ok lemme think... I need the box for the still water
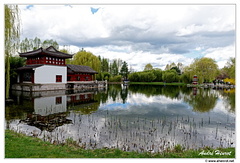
[5,84,235,153]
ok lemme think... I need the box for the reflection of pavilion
[67,92,95,105]
[18,91,97,131]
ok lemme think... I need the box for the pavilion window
[56,75,62,82]
[23,72,32,82]
[56,97,62,104]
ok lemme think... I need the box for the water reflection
[5,85,235,153]
[184,89,218,112]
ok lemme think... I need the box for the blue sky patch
[26,5,34,10]
[91,7,99,14]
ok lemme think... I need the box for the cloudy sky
[18,4,235,71]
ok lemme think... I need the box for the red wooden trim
[32,71,34,83]
[25,55,67,66]
[67,74,93,81]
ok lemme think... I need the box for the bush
[128,72,139,82]
[152,69,162,82]
[109,75,122,82]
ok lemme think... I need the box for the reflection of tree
[161,86,180,99]
[108,84,121,101]
[21,113,72,132]
[71,102,100,115]
[184,89,217,112]
[128,85,191,99]
[69,94,100,115]
[95,91,108,104]
[218,89,235,113]
[128,85,162,97]
[120,86,128,104]
[5,98,34,122]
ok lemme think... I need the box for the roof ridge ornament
[46,46,57,52]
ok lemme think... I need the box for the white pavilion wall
[34,65,67,84]
[34,95,67,116]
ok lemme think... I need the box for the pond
[5,84,235,153]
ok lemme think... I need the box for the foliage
[185,57,218,84]
[180,73,192,84]
[128,72,139,82]
[5,5,21,99]
[162,69,179,83]
[9,56,25,85]
[152,69,162,81]
[110,60,119,76]
[129,69,182,83]
[103,72,111,81]
[165,62,183,71]
[170,66,181,74]
[140,71,156,82]
[20,37,59,52]
[174,144,185,153]
[222,57,235,79]
[99,56,109,73]
[120,61,129,79]
[71,49,101,73]
[144,63,153,71]
[109,75,122,82]
[223,78,235,85]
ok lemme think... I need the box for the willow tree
[5,5,20,99]
[71,49,101,73]
[185,57,218,84]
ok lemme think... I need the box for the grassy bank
[129,82,186,86]
[5,130,235,158]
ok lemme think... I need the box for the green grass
[128,82,186,86]
[5,130,235,158]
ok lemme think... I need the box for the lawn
[5,130,235,158]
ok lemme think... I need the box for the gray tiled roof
[19,46,73,59]
[17,64,43,71]
[67,64,98,74]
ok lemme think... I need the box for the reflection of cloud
[212,99,235,117]
[100,103,130,110]
[100,93,184,111]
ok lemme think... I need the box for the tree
[100,57,109,73]
[152,69,162,82]
[187,57,218,83]
[9,56,25,85]
[165,64,171,70]
[71,49,101,73]
[144,63,153,71]
[170,66,181,74]
[162,70,178,83]
[223,57,235,79]
[20,37,60,52]
[177,62,183,73]
[120,61,129,79]
[110,60,119,76]
[128,72,139,82]
[5,5,20,99]
[42,39,59,49]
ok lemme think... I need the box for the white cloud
[18,5,235,71]
[204,45,235,68]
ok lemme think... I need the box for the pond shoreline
[128,82,186,86]
[5,130,235,158]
